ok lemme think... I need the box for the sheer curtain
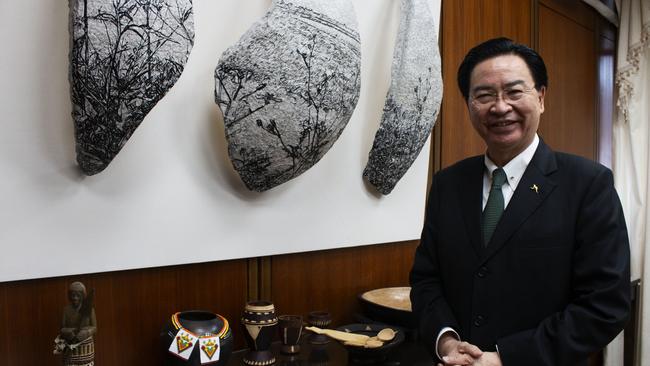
[610,0,650,365]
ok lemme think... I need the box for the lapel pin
[530,184,539,194]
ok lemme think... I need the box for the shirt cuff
[435,327,460,360]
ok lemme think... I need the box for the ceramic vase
[161,310,233,366]
[307,311,331,345]
[241,301,278,365]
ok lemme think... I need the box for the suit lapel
[481,141,558,263]
[459,157,486,259]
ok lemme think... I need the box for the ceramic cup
[278,315,303,354]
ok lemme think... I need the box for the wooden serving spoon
[305,326,370,343]
[377,328,396,342]
[343,339,384,348]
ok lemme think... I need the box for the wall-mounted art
[363,0,442,195]
[2,0,441,283]
[69,0,195,175]
[215,0,361,192]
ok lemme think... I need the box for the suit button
[477,266,488,278]
[474,315,484,327]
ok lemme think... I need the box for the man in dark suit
[410,38,631,366]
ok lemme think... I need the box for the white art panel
[0,0,441,282]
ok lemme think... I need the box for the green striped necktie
[482,168,507,246]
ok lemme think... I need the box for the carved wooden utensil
[377,328,396,342]
[305,326,370,343]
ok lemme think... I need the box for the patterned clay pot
[241,300,278,365]
[307,311,331,345]
[161,310,233,366]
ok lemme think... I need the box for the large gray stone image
[69,0,194,175]
[215,0,361,192]
[363,0,442,195]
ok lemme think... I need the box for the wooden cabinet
[439,0,612,167]
[440,0,533,168]
[538,2,597,159]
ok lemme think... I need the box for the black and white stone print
[363,0,442,195]
[215,0,361,192]
[69,0,194,175]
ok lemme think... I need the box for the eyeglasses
[469,85,537,109]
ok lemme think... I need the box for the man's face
[467,54,545,163]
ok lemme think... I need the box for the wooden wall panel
[269,241,418,328]
[538,4,597,159]
[540,0,597,31]
[1,278,64,365]
[0,260,248,366]
[440,0,532,168]
[0,285,6,366]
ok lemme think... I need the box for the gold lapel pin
[530,184,539,194]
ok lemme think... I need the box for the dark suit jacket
[410,141,631,366]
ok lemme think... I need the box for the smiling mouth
[489,121,516,127]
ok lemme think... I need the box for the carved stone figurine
[53,282,97,366]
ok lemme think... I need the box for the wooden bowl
[358,287,415,329]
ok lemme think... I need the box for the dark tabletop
[226,334,434,366]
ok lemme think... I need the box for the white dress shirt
[482,134,539,210]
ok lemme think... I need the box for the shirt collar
[484,134,539,188]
